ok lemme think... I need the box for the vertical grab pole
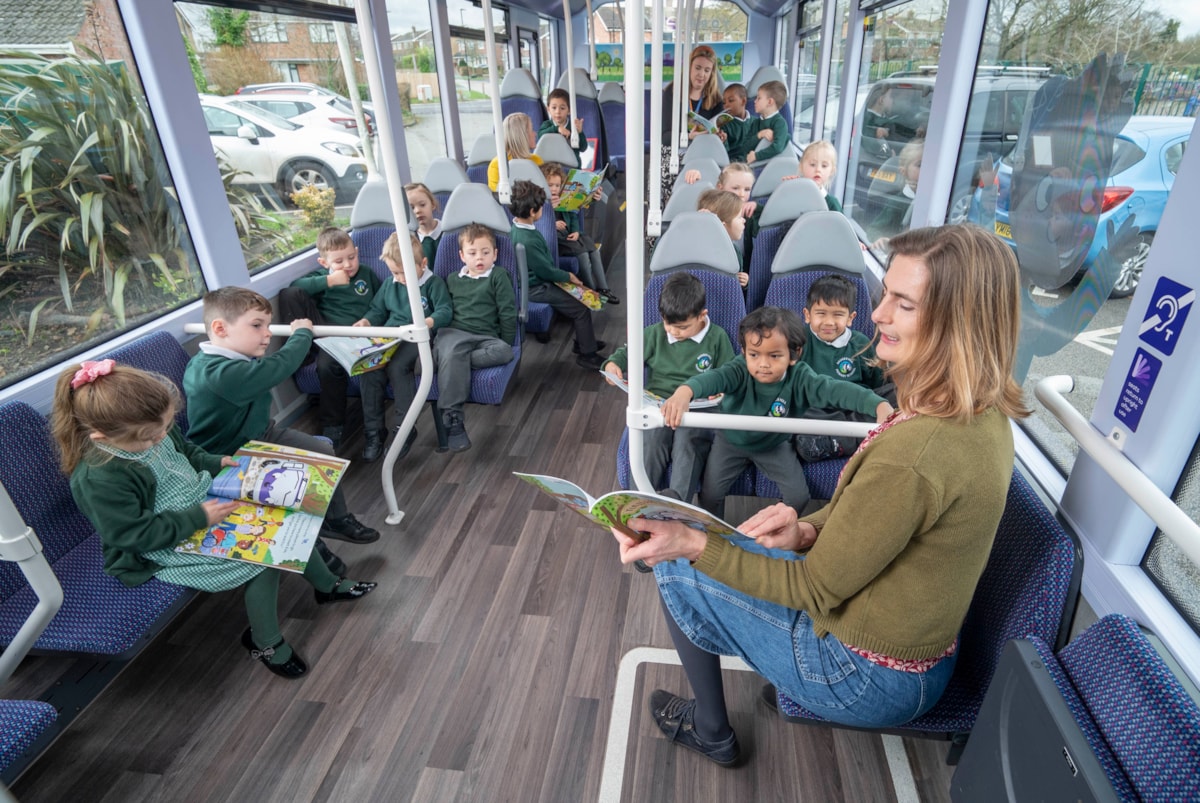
[562,0,579,150]
[585,0,597,82]
[354,0,429,524]
[481,0,511,203]
[646,0,665,237]
[669,8,686,178]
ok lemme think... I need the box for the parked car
[992,115,1191,298]
[234,92,374,135]
[236,81,375,116]
[199,95,367,202]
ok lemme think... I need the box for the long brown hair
[884,224,1029,422]
[51,363,180,473]
[502,112,534,160]
[686,45,722,110]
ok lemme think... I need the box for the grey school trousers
[432,327,513,414]
[698,432,811,519]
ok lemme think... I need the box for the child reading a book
[185,287,380,546]
[745,80,790,165]
[540,162,619,305]
[434,224,519,452]
[716,83,754,162]
[603,272,734,502]
[538,87,588,165]
[660,306,893,518]
[53,360,376,679]
[406,182,443,265]
[488,113,544,192]
[278,227,381,449]
[794,274,891,463]
[696,188,750,289]
[509,180,606,371]
[354,231,453,462]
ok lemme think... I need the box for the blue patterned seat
[557,69,605,167]
[0,699,56,780]
[500,68,547,130]
[466,133,497,185]
[99,330,196,432]
[598,82,625,172]
[745,178,829,311]
[0,400,195,657]
[774,470,1082,764]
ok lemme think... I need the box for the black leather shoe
[648,690,742,766]
[314,539,347,576]
[361,429,385,462]
[319,514,380,544]
[241,628,307,679]
[314,578,378,605]
[573,340,607,354]
[602,290,621,305]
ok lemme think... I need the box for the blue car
[990,115,1192,298]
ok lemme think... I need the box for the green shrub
[290,184,336,230]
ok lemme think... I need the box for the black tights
[659,592,733,741]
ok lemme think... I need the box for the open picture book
[513,472,738,543]
[688,110,739,135]
[600,372,721,409]
[555,165,608,212]
[175,441,349,573]
[556,281,605,310]
[314,336,402,376]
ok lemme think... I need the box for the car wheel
[948,191,972,225]
[282,161,336,202]
[1110,232,1152,299]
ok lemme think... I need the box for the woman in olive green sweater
[612,224,1029,767]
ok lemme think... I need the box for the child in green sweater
[603,273,734,502]
[278,227,381,448]
[509,180,605,370]
[540,162,618,304]
[795,274,892,462]
[433,224,519,452]
[54,360,376,679]
[745,80,790,165]
[354,231,453,462]
[661,306,892,517]
[537,87,588,166]
[716,83,754,162]
[405,182,443,265]
[184,287,379,546]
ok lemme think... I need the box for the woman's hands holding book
[611,517,707,567]
[739,502,818,551]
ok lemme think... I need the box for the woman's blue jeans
[654,535,957,728]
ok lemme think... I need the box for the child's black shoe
[361,429,385,463]
[443,410,471,452]
[322,425,343,451]
[314,578,378,605]
[242,628,307,679]
[320,513,380,544]
[601,290,621,305]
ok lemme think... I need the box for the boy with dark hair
[603,272,734,502]
[434,223,518,452]
[661,306,892,517]
[278,226,381,448]
[794,274,891,462]
[538,87,588,164]
[539,162,618,304]
[745,80,790,165]
[185,287,380,546]
[717,83,754,162]
[508,180,605,370]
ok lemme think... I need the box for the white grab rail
[0,483,63,686]
[1036,375,1200,567]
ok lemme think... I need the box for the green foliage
[183,34,207,92]
[289,184,336,230]
[414,47,435,73]
[208,9,250,48]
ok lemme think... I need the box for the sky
[1152,0,1200,39]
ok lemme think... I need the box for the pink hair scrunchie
[70,359,115,389]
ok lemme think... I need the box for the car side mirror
[236,124,259,143]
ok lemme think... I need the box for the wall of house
[75,0,135,67]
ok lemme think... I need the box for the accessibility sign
[1138,276,1194,356]
[1115,348,1162,432]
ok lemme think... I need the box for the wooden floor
[2,239,956,802]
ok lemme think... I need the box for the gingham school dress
[95,440,265,591]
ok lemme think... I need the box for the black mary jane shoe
[314,578,378,605]
[241,628,307,679]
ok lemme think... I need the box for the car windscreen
[224,99,301,130]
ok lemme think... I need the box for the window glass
[0,0,206,389]
[842,2,945,243]
[387,0,448,179]
[176,4,376,273]
[539,19,554,96]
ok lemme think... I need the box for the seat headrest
[771,211,865,276]
[556,68,598,99]
[747,65,787,95]
[598,82,624,105]
[507,158,550,193]
[467,133,498,167]
[534,134,580,168]
[681,133,729,167]
[499,68,542,100]
[752,152,801,198]
[674,157,720,188]
[662,179,713,223]
[422,157,470,196]
[650,211,738,274]
[757,178,828,228]
[350,178,397,229]
[441,183,511,233]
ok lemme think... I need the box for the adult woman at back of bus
[657,44,723,206]
[612,224,1030,766]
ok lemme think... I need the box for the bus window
[0,0,206,390]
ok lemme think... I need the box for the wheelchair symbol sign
[1138,276,1194,357]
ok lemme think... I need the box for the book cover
[688,110,738,135]
[555,281,605,310]
[600,371,722,409]
[175,441,350,573]
[513,472,738,543]
[313,336,402,376]
[554,165,607,212]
